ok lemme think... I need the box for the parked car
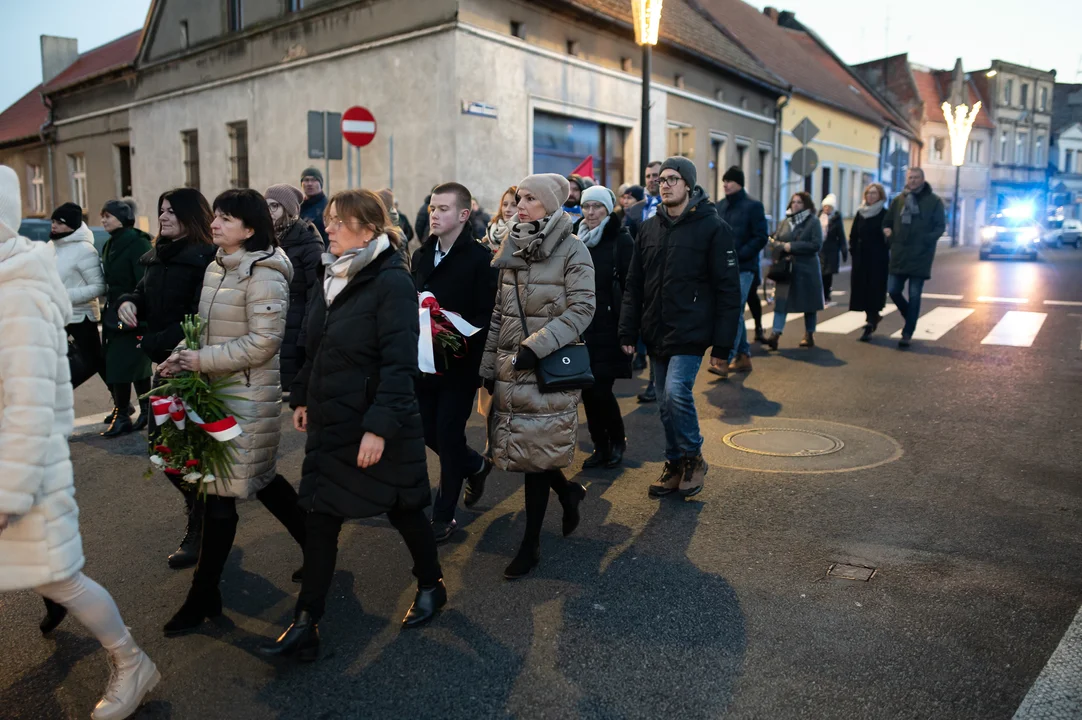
[18,219,110,254]
[1061,219,1082,248]
[1041,218,1064,248]
[979,212,1040,261]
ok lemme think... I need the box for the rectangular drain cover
[827,563,876,581]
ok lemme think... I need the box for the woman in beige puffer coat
[481,173,595,581]
[158,189,308,639]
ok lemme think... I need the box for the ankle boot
[101,413,134,438]
[402,580,447,628]
[131,399,149,432]
[91,631,161,720]
[799,332,815,348]
[581,442,610,469]
[605,440,626,468]
[259,610,320,662]
[504,544,540,580]
[558,481,587,537]
[168,491,204,569]
[39,597,67,635]
[164,513,235,637]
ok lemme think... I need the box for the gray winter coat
[770,216,825,314]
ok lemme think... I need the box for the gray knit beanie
[265,184,304,218]
[581,185,614,214]
[517,173,571,215]
[661,156,697,189]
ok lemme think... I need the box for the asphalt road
[2,244,1081,720]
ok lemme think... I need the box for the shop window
[228,121,248,189]
[532,110,625,188]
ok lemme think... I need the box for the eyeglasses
[659,176,683,187]
[325,217,344,231]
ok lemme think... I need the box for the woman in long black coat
[818,194,848,302]
[578,186,633,469]
[260,190,443,663]
[265,184,325,392]
[763,192,825,350]
[116,188,217,571]
[849,183,890,341]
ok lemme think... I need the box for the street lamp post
[632,0,663,185]
[943,100,982,247]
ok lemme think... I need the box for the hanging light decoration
[942,101,982,167]
[631,0,664,46]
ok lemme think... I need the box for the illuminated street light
[632,0,663,184]
[942,100,982,247]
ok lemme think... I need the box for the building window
[1040,87,1048,112]
[710,136,726,201]
[180,20,189,49]
[620,57,632,72]
[182,130,200,189]
[1020,84,1028,108]
[28,165,44,214]
[668,125,695,159]
[115,144,132,197]
[758,147,771,206]
[532,110,625,189]
[1035,136,1044,167]
[736,142,749,183]
[1004,79,1013,106]
[566,40,579,57]
[715,89,724,103]
[851,169,861,216]
[969,140,982,164]
[1000,131,1009,163]
[228,121,249,189]
[930,137,945,162]
[1016,132,1028,165]
[228,0,243,32]
[821,165,831,196]
[674,74,685,89]
[1066,149,1075,174]
[286,0,304,11]
[510,21,525,39]
[68,154,87,209]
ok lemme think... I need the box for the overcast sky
[2,0,1079,112]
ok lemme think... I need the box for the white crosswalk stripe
[890,306,975,340]
[981,311,1047,347]
[816,306,898,335]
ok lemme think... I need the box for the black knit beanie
[51,202,83,230]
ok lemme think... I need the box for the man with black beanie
[716,165,768,373]
[619,156,741,500]
[299,167,328,245]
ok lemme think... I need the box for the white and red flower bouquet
[417,292,482,374]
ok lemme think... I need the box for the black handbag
[511,271,594,393]
[68,337,94,389]
[767,254,793,283]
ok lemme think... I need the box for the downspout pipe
[774,94,791,232]
[38,93,56,212]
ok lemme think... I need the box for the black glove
[482,377,495,394]
[513,345,538,371]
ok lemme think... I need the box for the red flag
[570,155,595,180]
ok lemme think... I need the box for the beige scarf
[322,234,391,305]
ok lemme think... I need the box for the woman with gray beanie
[266,184,325,391]
[480,173,596,580]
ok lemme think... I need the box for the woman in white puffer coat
[0,166,159,720]
[50,201,106,387]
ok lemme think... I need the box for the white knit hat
[0,165,22,240]
[821,193,838,210]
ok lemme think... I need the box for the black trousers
[297,507,442,620]
[747,275,763,332]
[112,378,151,411]
[581,376,625,451]
[822,274,834,302]
[521,469,568,549]
[418,379,484,523]
[67,318,104,385]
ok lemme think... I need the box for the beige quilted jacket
[480,213,596,473]
[195,247,292,498]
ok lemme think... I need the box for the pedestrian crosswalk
[980,311,1047,347]
[890,307,974,341]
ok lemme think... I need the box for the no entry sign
[341,106,377,147]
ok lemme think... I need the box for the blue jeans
[652,355,704,461]
[888,274,925,338]
[772,297,817,335]
[729,271,755,361]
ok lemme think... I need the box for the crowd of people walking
[0,150,945,718]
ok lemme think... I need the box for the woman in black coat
[260,190,443,663]
[117,188,217,571]
[578,186,633,469]
[818,194,847,301]
[763,192,825,350]
[265,184,325,392]
[849,183,890,341]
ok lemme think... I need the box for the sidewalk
[1013,605,1082,718]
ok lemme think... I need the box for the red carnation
[185,459,200,468]
[155,445,172,454]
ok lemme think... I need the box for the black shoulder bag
[512,270,594,393]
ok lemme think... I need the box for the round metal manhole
[723,428,845,457]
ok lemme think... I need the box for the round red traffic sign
[341,106,377,147]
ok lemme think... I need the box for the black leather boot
[131,398,149,432]
[168,491,204,569]
[402,580,447,628]
[582,442,610,469]
[605,440,626,468]
[101,413,134,438]
[163,513,235,637]
[558,482,588,537]
[39,598,67,635]
[504,544,540,580]
[259,611,320,662]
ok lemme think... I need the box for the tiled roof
[912,68,995,129]
[695,0,905,128]
[0,30,140,146]
[44,30,141,93]
[559,0,786,91]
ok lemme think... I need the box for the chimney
[40,35,78,86]
[763,7,779,22]
[778,10,797,28]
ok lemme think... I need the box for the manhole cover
[827,563,876,581]
[723,428,844,457]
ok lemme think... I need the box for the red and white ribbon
[149,395,242,442]
[417,292,481,375]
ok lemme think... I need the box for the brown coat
[480,213,596,473]
[195,247,291,498]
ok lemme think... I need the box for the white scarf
[322,234,391,305]
[485,218,510,249]
[857,200,886,219]
[578,215,610,248]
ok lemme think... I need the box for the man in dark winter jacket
[299,167,328,246]
[620,157,741,499]
[883,167,946,348]
[715,166,768,374]
[412,182,498,543]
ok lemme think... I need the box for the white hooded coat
[53,222,105,323]
[0,165,85,592]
